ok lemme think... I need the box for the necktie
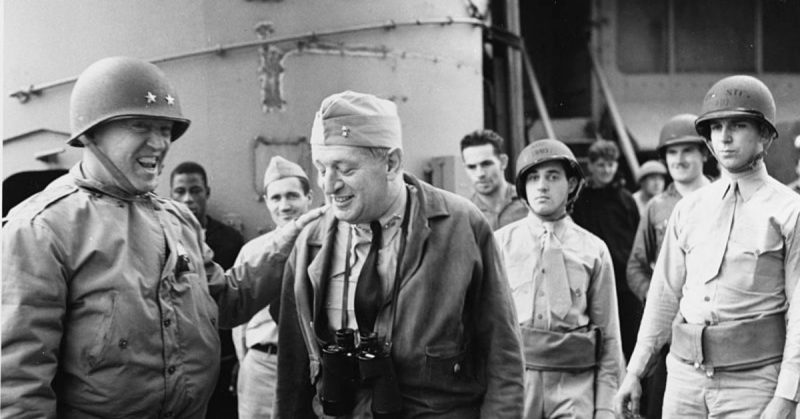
[702,180,738,282]
[355,221,383,333]
[541,228,572,319]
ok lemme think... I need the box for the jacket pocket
[183,272,220,334]
[422,342,482,410]
[85,291,119,371]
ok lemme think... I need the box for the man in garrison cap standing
[233,156,314,419]
[273,91,524,418]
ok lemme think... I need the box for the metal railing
[9,17,485,103]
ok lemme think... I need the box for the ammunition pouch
[671,314,785,371]
[521,325,602,372]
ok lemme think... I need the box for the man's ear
[500,153,509,170]
[386,148,404,180]
[567,176,579,194]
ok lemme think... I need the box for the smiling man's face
[313,145,396,224]
[92,118,173,193]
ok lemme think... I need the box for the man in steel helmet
[625,113,712,419]
[1,56,324,418]
[495,139,624,419]
[631,160,668,216]
[616,76,800,418]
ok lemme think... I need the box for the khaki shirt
[626,183,683,302]
[495,214,624,411]
[470,182,528,231]
[628,163,800,401]
[231,228,297,361]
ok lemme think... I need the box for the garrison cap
[263,156,309,191]
[310,90,402,149]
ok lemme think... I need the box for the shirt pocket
[565,261,589,309]
[681,222,716,284]
[727,222,784,292]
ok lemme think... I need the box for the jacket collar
[70,163,155,202]
[303,172,447,339]
[470,181,518,211]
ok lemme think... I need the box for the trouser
[237,348,278,419]
[663,353,778,418]
[523,369,594,419]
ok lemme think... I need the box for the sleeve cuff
[594,385,616,412]
[775,366,800,402]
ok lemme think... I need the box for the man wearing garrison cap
[273,91,524,418]
[233,156,313,419]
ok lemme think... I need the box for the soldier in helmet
[631,160,668,216]
[1,56,324,418]
[615,76,800,418]
[495,139,624,419]
[625,114,712,418]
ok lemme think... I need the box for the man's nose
[536,180,548,191]
[322,171,341,192]
[719,125,733,142]
[147,131,170,150]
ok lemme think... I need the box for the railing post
[588,48,640,178]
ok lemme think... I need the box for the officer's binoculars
[319,329,403,418]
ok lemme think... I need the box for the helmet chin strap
[705,138,773,175]
[79,136,141,194]
[727,151,765,174]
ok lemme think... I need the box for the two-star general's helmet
[515,139,584,205]
[68,56,191,147]
[695,75,778,141]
